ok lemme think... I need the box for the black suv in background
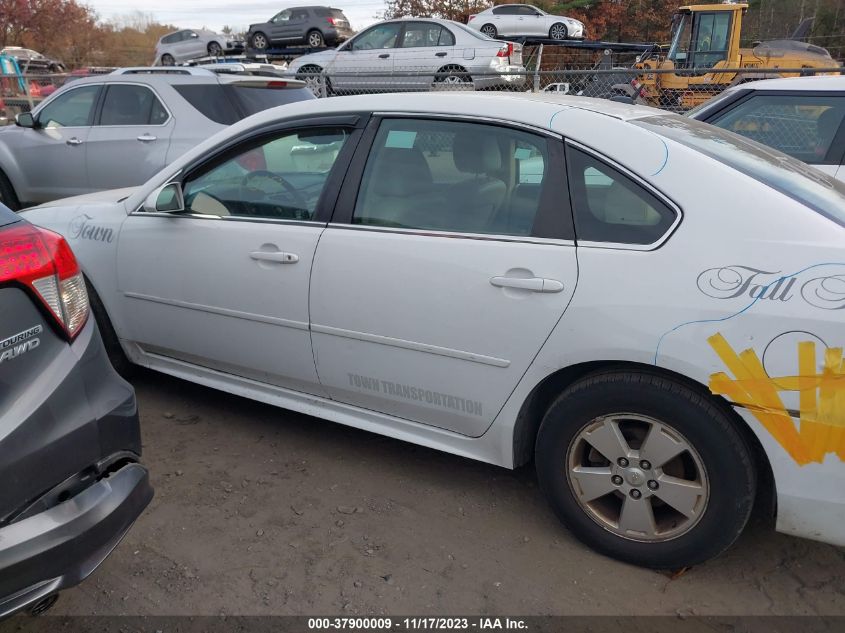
[0,205,151,618]
[248,6,355,50]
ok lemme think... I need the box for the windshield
[634,115,845,228]
[667,13,691,62]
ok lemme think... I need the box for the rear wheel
[250,32,269,50]
[207,41,223,56]
[535,370,756,569]
[0,168,20,210]
[160,53,175,66]
[85,278,135,379]
[549,23,568,40]
[480,24,497,38]
[435,65,472,86]
[307,30,325,48]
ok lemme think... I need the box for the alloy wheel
[566,413,709,542]
[481,25,497,38]
[550,24,568,40]
[252,34,268,50]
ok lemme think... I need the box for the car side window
[352,24,401,50]
[566,146,677,245]
[37,85,99,128]
[709,94,845,165]
[291,9,309,21]
[99,85,168,126]
[273,10,291,23]
[181,127,350,221]
[352,118,549,237]
[493,6,515,15]
[401,23,454,48]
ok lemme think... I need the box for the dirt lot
[42,370,845,616]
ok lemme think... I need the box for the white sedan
[468,4,585,40]
[21,93,845,569]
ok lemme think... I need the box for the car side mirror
[143,182,185,213]
[15,112,36,128]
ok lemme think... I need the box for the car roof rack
[111,67,216,76]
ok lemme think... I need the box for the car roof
[731,75,845,92]
[231,92,667,131]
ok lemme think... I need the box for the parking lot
[38,369,843,617]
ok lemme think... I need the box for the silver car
[287,18,525,94]
[155,29,245,66]
[0,68,314,208]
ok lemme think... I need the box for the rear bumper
[0,462,152,618]
[475,66,526,89]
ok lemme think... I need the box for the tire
[207,41,223,56]
[307,30,325,48]
[480,24,497,38]
[160,54,175,66]
[251,32,269,50]
[535,370,756,569]
[296,64,326,96]
[435,65,472,85]
[549,22,568,40]
[85,278,135,379]
[0,168,20,211]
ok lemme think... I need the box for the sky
[86,0,386,32]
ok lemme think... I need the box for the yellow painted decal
[707,333,845,465]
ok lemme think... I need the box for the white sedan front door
[116,123,359,396]
[309,116,578,437]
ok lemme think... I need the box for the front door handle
[250,251,299,264]
[490,276,564,293]
[137,134,157,142]
[378,53,390,59]
[435,52,447,57]
[66,137,83,146]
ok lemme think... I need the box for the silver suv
[0,68,314,209]
[155,29,245,66]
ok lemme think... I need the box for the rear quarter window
[566,145,678,246]
[174,84,239,125]
[227,85,315,117]
[174,83,315,125]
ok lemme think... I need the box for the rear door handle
[137,134,157,142]
[490,276,564,293]
[250,251,299,264]
[435,52,447,57]
[66,137,83,146]
[378,53,390,59]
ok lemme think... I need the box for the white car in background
[21,92,845,569]
[688,75,845,183]
[468,4,585,40]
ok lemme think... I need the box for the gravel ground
[35,370,845,616]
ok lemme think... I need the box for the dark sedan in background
[0,204,151,618]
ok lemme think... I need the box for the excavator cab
[666,4,744,70]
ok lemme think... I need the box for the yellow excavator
[627,2,841,110]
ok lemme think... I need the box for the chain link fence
[1,63,841,126]
[292,65,843,114]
